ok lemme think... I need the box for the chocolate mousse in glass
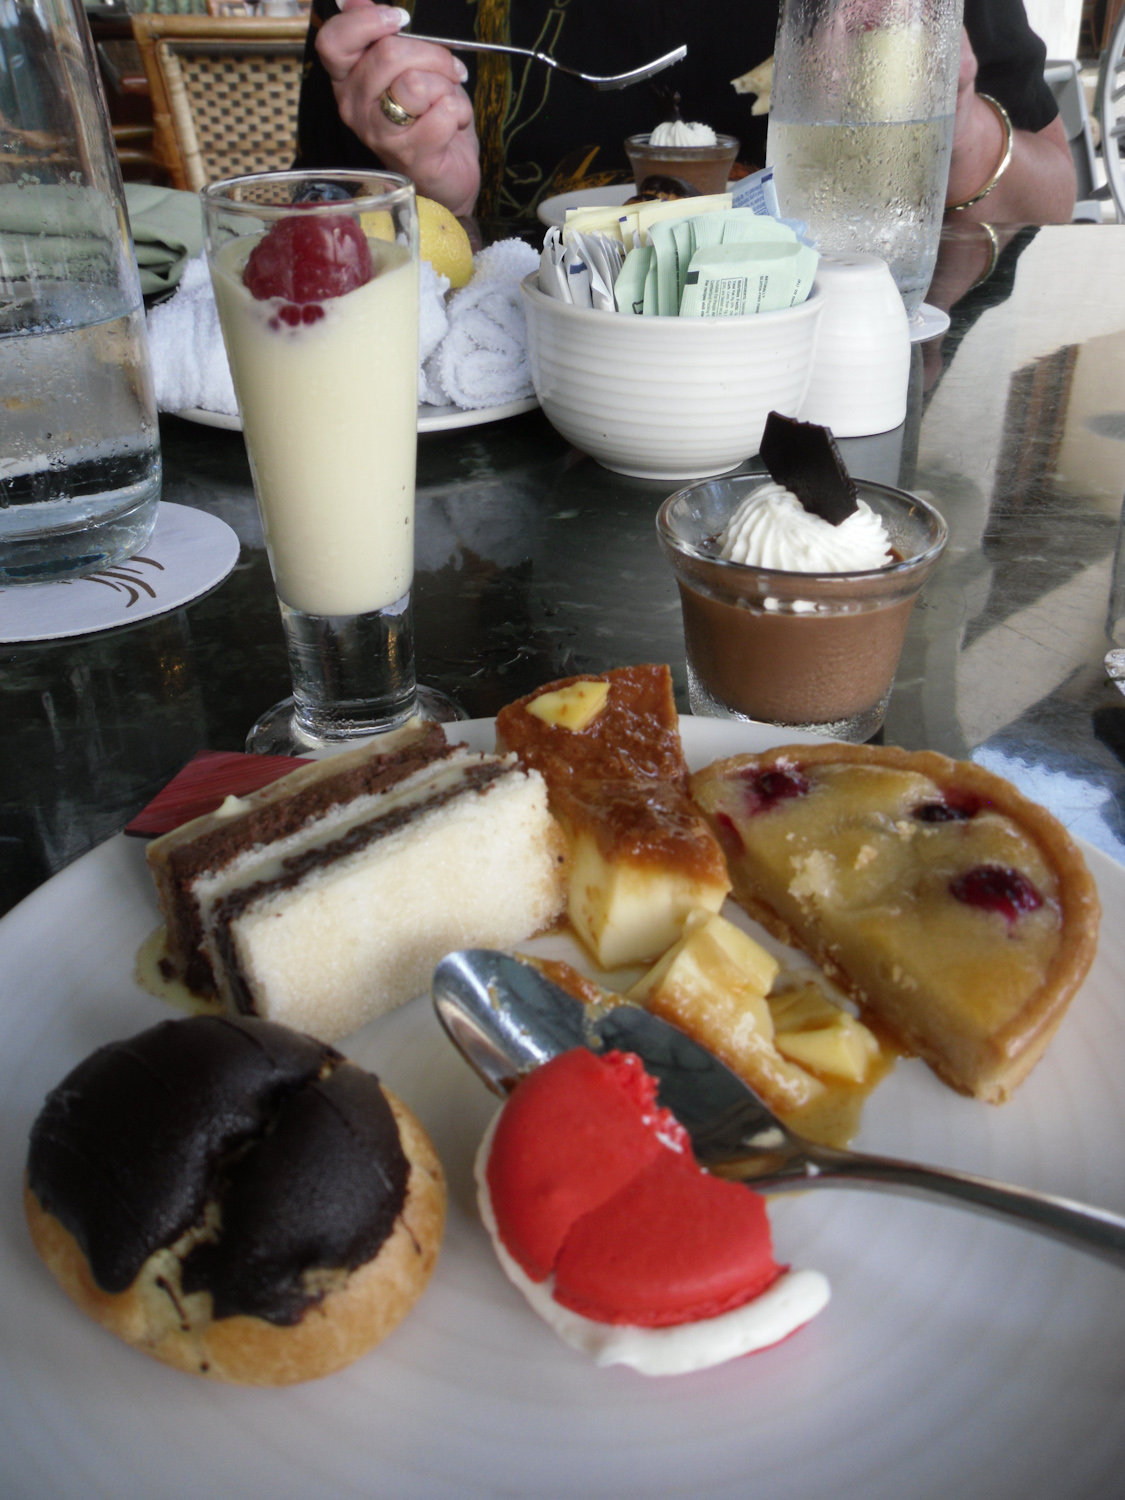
[624,128,739,196]
[656,473,947,742]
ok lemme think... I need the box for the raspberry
[738,766,810,816]
[243,213,372,306]
[949,865,1043,922]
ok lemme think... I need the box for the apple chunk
[628,911,822,1113]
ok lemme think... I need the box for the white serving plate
[1,716,1123,1500]
[173,397,540,435]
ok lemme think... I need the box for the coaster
[0,502,240,644]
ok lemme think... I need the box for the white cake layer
[205,756,565,1042]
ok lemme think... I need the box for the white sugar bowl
[520,274,826,481]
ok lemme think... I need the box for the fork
[403,34,687,92]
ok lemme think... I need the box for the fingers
[317,3,467,93]
[957,29,977,96]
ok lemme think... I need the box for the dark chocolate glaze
[26,1015,410,1324]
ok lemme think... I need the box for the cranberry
[949,865,1043,923]
[914,790,986,823]
[713,811,744,858]
[738,766,810,816]
[243,213,372,306]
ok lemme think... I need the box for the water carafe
[767,0,965,317]
[0,0,161,583]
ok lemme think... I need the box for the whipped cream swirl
[648,120,718,147]
[719,481,893,573]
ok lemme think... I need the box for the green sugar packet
[614,245,653,315]
[680,239,819,317]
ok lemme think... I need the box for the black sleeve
[963,0,1058,133]
[294,0,382,171]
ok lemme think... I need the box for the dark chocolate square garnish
[760,412,858,525]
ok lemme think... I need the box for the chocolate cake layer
[148,723,453,994]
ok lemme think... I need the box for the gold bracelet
[946,94,1014,212]
[969,221,1000,288]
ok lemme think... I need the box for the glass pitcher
[767,0,965,318]
[0,0,161,584]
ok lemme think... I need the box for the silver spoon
[432,949,1125,1267]
[404,34,687,92]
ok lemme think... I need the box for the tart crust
[691,743,1100,1103]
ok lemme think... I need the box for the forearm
[945,92,1075,224]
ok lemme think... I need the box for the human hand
[316,1,480,216]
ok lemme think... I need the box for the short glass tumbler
[657,475,948,742]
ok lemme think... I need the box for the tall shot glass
[202,170,457,754]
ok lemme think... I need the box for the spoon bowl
[432,948,1125,1266]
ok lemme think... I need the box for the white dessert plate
[2,717,1123,1500]
[173,397,539,436]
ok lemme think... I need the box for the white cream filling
[474,1113,829,1376]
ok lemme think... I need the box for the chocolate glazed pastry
[24,1015,445,1384]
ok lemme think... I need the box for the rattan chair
[130,14,307,192]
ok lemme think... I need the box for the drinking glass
[767,0,964,318]
[202,170,457,753]
[0,0,161,584]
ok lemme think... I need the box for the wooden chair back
[130,14,307,192]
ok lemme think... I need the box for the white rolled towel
[146,255,238,416]
[147,240,536,416]
[417,258,450,405]
[425,239,539,410]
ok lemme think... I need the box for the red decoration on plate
[124,750,309,837]
[487,1048,781,1325]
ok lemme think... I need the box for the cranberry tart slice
[691,744,1100,1103]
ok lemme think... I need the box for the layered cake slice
[495,665,730,968]
[146,723,567,1041]
[691,744,1100,1102]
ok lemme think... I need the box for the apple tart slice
[690,744,1100,1103]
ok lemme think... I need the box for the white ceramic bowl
[520,274,826,480]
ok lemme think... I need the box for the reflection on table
[2,222,1125,916]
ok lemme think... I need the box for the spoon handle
[732,1144,1125,1267]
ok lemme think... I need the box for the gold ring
[379,89,416,127]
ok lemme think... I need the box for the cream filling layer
[474,1113,829,1376]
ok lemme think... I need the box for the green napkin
[0,182,203,298]
[124,183,204,296]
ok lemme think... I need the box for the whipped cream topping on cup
[648,120,718,147]
[719,480,893,573]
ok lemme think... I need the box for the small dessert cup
[657,474,947,741]
[624,133,739,196]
